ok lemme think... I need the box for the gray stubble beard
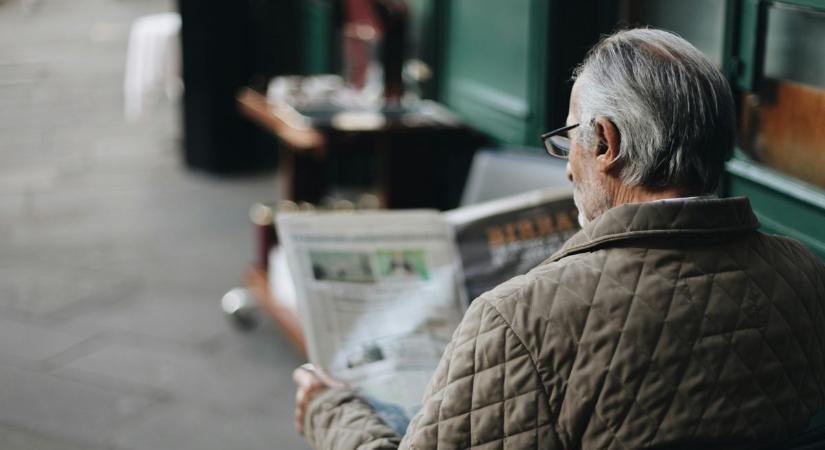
[572,177,613,228]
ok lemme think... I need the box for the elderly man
[293,28,825,449]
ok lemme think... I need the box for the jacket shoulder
[758,233,825,272]
[472,252,606,411]
[476,252,599,310]
[405,279,562,449]
[749,232,825,297]
[476,250,608,326]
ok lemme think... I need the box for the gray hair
[573,28,735,193]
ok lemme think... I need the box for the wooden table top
[237,88,325,152]
[237,86,464,153]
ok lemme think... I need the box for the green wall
[440,0,542,145]
[727,157,825,259]
[437,0,607,147]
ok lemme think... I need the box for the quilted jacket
[304,197,825,450]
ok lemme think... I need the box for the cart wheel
[221,288,259,331]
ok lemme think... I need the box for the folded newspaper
[277,188,578,431]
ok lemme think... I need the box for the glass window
[740,2,825,190]
[763,3,825,89]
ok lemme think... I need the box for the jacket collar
[549,196,760,262]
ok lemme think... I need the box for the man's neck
[611,184,689,207]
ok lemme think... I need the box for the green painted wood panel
[435,1,610,148]
[736,0,762,91]
[773,0,825,9]
[727,156,825,259]
[446,0,531,110]
[302,0,335,74]
[440,0,548,145]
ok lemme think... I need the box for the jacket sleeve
[304,387,402,450]
[304,298,561,450]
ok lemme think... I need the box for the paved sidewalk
[0,0,308,448]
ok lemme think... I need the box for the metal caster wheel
[221,287,260,331]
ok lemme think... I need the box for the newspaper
[276,190,578,430]
[277,210,466,425]
[446,188,578,300]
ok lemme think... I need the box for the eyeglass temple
[541,123,579,139]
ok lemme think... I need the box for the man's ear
[593,116,621,174]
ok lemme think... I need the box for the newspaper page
[445,188,579,301]
[277,210,467,425]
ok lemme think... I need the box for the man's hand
[292,363,344,435]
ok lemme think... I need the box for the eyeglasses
[540,123,579,159]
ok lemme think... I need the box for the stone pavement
[0,0,309,448]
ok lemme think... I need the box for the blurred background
[0,0,823,448]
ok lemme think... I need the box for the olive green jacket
[304,197,825,450]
